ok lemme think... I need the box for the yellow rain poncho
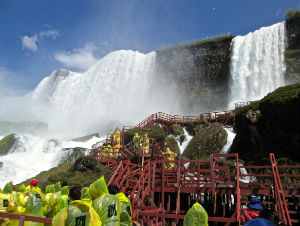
[90,176,121,226]
[81,187,92,204]
[183,202,208,226]
[52,199,102,226]
[24,189,45,226]
[0,181,13,212]
[115,193,132,226]
[57,186,69,213]
[43,184,56,218]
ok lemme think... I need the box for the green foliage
[184,119,208,136]
[286,9,300,20]
[0,133,16,156]
[260,83,300,107]
[235,101,260,118]
[124,125,167,145]
[182,123,227,160]
[166,136,180,155]
[232,84,300,165]
[16,157,111,192]
[170,124,184,136]
[179,135,186,145]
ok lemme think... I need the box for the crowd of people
[0,177,284,226]
[0,177,132,226]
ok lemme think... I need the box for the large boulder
[58,147,88,164]
[17,156,111,191]
[231,84,300,164]
[0,134,16,156]
[166,136,180,155]
[124,125,167,145]
[170,124,184,136]
[182,122,227,160]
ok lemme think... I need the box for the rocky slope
[231,83,300,164]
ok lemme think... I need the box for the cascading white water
[178,128,193,155]
[221,127,236,154]
[228,22,286,108]
[28,50,158,138]
[3,50,181,139]
[0,134,105,188]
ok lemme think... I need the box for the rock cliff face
[231,84,300,164]
[285,11,300,84]
[155,35,234,113]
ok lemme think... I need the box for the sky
[0,0,299,93]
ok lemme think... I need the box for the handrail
[0,212,52,226]
[270,153,292,226]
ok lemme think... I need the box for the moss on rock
[166,136,180,155]
[232,84,300,164]
[58,147,88,164]
[16,156,111,191]
[0,134,16,156]
[182,122,227,160]
[170,124,184,136]
[124,125,167,145]
[184,119,209,136]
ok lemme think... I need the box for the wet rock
[182,122,227,160]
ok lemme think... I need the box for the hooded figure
[144,134,150,154]
[90,176,121,226]
[241,196,263,224]
[0,181,13,212]
[115,193,132,226]
[43,184,56,218]
[183,202,208,226]
[57,186,69,213]
[24,186,45,226]
[81,187,92,204]
[16,184,27,214]
[108,184,132,226]
[132,133,140,150]
[52,185,102,226]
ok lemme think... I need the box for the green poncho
[52,199,102,226]
[183,202,208,226]
[116,192,132,226]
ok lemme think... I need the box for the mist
[0,50,183,139]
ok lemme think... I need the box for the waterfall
[178,128,193,155]
[221,127,236,154]
[0,134,105,188]
[228,22,286,108]
[1,50,182,139]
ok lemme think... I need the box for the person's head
[30,179,37,187]
[61,181,68,187]
[259,209,280,224]
[69,185,82,201]
[3,181,13,194]
[108,184,120,195]
[247,196,263,211]
[55,182,61,192]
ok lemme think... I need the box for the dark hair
[108,184,120,195]
[259,209,280,224]
[61,181,68,187]
[69,185,82,200]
